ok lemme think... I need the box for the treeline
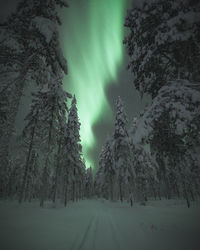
[94,0,200,207]
[0,0,93,206]
[94,97,158,205]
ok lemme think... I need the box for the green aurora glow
[62,0,127,169]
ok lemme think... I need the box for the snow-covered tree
[38,74,71,207]
[0,0,69,194]
[24,150,40,202]
[131,145,158,204]
[129,117,159,203]
[133,80,200,207]
[51,120,66,204]
[4,156,23,199]
[85,167,93,199]
[124,0,200,98]
[113,96,135,202]
[61,96,83,206]
[0,38,24,191]
[16,72,70,206]
[94,146,106,198]
[182,148,200,200]
[5,0,68,75]
[77,159,86,200]
[102,137,115,201]
[18,101,40,203]
[129,117,138,138]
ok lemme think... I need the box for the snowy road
[0,199,200,250]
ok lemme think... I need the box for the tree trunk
[64,183,68,207]
[119,179,123,202]
[52,137,62,204]
[163,175,171,199]
[158,186,161,200]
[24,159,33,202]
[189,188,195,202]
[182,179,190,208]
[72,181,75,202]
[19,117,37,203]
[110,178,113,201]
[0,145,9,198]
[40,164,48,207]
[152,185,157,200]
[175,182,180,198]
[40,104,54,207]
[0,51,38,198]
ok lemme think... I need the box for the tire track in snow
[93,206,122,250]
[71,214,98,250]
[108,214,122,250]
[70,202,122,250]
[92,216,99,250]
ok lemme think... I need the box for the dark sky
[0,0,150,173]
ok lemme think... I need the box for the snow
[132,80,200,144]
[31,17,57,44]
[0,199,200,250]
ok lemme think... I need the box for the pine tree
[24,150,40,202]
[18,98,40,203]
[85,167,93,199]
[62,96,82,206]
[0,0,69,194]
[0,38,24,193]
[51,122,65,204]
[6,0,68,75]
[124,0,200,98]
[5,156,23,199]
[77,159,86,200]
[94,146,106,198]
[51,81,71,205]
[39,74,71,207]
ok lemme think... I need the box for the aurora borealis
[62,0,128,169]
[0,0,150,172]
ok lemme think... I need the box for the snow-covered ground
[0,199,200,250]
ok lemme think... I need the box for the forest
[0,0,199,207]
[0,0,200,249]
[96,0,200,207]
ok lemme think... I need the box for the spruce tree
[124,0,200,98]
[94,146,106,198]
[102,136,115,201]
[85,167,93,199]
[113,96,135,202]
[62,96,82,206]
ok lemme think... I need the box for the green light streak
[62,0,126,168]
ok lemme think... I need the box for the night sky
[0,0,151,172]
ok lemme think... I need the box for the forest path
[70,200,122,250]
[0,199,200,250]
